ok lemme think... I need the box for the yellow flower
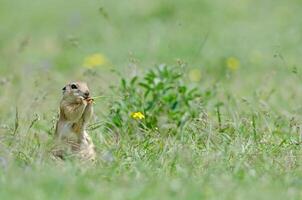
[83,53,107,68]
[188,68,202,82]
[131,112,145,120]
[226,57,240,71]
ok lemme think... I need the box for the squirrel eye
[71,84,78,89]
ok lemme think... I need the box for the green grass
[1,0,302,199]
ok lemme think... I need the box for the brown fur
[53,81,96,161]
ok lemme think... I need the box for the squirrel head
[62,82,90,102]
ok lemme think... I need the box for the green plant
[106,64,202,134]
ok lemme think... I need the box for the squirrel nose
[84,92,90,98]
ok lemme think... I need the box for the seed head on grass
[130,112,145,120]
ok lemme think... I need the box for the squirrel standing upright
[54,81,96,160]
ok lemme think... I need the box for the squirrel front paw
[76,96,87,105]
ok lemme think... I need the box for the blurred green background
[1,0,302,199]
[1,0,301,72]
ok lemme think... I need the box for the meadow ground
[1,0,302,199]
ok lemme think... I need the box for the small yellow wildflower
[226,57,240,71]
[131,112,145,120]
[188,68,202,82]
[83,53,107,68]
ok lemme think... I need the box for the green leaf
[139,82,151,90]
[130,76,138,85]
[121,78,126,89]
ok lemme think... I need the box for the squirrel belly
[56,121,75,140]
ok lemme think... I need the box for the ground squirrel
[53,81,96,161]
